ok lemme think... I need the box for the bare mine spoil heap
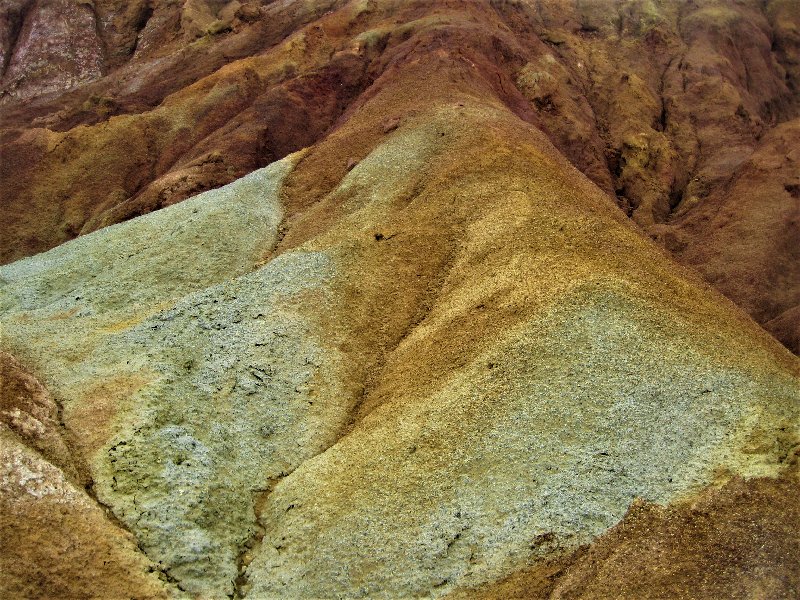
[0,1,799,598]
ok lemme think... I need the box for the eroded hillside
[1,1,799,598]
[1,0,799,353]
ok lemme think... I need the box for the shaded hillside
[1,1,799,599]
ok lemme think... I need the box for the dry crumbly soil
[1,1,799,598]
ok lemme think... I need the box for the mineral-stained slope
[458,474,800,599]
[1,0,799,354]
[1,0,799,598]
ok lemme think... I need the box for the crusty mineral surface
[1,1,798,599]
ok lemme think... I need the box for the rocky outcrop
[0,0,104,102]
[1,0,798,597]
[1,351,77,479]
[0,356,171,599]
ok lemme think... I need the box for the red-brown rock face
[1,0,104,102]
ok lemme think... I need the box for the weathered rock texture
[1,1,799,598]
[1,356,170,599]
[456,473,800,599]
[1,0,798,356]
